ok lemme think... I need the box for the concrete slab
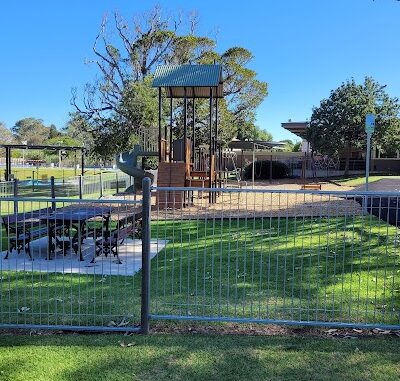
[0,237,167,276]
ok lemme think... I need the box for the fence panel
[0,196,145,332]
[150,186,400,329]
[0,181,14,198]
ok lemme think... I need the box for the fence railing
[1,180,400,332]
[9,172,132,200]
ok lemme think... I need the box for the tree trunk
[344,141,351,176]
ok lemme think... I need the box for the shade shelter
[1,144,86,181]
[152,64,223,191]
[228,140,286,186]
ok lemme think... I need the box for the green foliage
[279,139,301,152]
[307,77,400,174]
[72,7,268,159]
[237,120,273,141]
[0,122,14,144]
[12,118,50,145]
[307,78,400,154]
[243,160,289,180]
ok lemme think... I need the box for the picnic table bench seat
[1,208,52,259]
[301,183,322,190]
[89,209,143,264]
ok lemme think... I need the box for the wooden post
[116,172,119,194]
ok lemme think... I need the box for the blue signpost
[365,113,375,192]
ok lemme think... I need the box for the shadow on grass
[0,334,399,381]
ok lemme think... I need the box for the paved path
[353,179,400,192]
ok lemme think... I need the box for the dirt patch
[1,322,399,340]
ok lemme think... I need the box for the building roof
[0,144,85,151]
[228,140,286,150]
[281,121,309,139]
[152,64,224,98]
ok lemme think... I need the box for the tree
[0,122,14,144]
[72,7,268,158]
[236,120,273,141]
[306,77,400,175]
[279,139,302,152]
[12,118,50,145]
[48,124,62,139]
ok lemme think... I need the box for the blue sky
[0,0,399,141]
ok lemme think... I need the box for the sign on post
[365,113,375,134]
[365,113,375,192]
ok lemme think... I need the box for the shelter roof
[0,144,85,151]
[281,121,309,139]
[152,64,223,98]
[228,140,286,150]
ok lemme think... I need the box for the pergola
[1,144,86,181]
[152,64,224,187]
[227,140,286,186]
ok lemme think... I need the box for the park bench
[301,183,322,190]
[90,210,143,264]
[1,208,52,260]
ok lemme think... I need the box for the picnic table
[42,207,105,261]
[3,203,143,263]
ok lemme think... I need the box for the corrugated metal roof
[152,64,224,98]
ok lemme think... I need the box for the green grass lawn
[1,217,399,328]
[336,175,400,187]
[0,333,399,381]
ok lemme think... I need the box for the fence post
[141,176,151,334]
[13,179,18,215]
[79,175,83,199]
[116,172,119,194]
[32,171,35,192]
[50,176,56,211]
[99,173,103,198]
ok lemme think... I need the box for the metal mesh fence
[150,186,400,329]
[10,172,132,200]
[0,181,14,198]
[0,196,144,331]
[1,184,400,332]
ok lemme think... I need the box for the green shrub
[243,160,289,180]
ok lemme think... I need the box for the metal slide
[116,145,157,193]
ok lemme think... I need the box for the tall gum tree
[71,7,268,159]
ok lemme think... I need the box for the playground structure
[116,64,224,204]
[115,63,292,202]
